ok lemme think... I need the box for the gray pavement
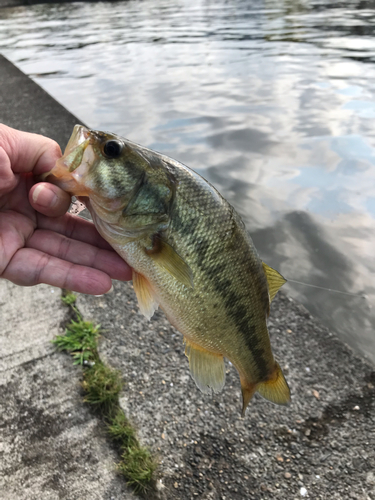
[1,53,375,500]
[0,283,134,500]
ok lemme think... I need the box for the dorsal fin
[262,262,286,302]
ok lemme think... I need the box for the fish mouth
[64,124,91,157]
[41,125,94,196]
[63,125,92,173]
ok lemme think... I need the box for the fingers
[2,247,116,295]
[0,146,18,197]
[36,211,115,250]
[30,183,72,218]
[0,124,62,176]
[27,229,132,282]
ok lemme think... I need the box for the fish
[46,124,291,415]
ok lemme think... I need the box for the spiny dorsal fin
[145,235,194,288]
[132,270,159,320]
[184,340,226,394]
[256,361,291,405]
[262,262,287,302]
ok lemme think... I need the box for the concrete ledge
[0,54,79,147]
[0,0,93,9]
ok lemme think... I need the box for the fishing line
[286,279,367,299]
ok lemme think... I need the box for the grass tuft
[107,407,137,446]
[108,409,158,494]
[61,290,77,306]
[118,447,158,494]
[83,362,123,412]
[53,290,158,496]
[53,317,100,365]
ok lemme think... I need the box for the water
[1,0,374,363]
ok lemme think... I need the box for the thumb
[30,182,71,217]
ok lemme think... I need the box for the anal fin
[132,270,158,320]
[185,340,225,394]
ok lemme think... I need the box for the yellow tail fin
[257,362,291,405]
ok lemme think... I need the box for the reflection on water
[0,0,374,363]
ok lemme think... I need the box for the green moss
[107,407,137,446]
[53,290,158,495]
[118,447,158,494]
[83,362,123,412]
[108,409,158,494]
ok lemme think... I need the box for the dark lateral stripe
[170,191,270,380]
[193,246,269,380]
[217,284,268,380]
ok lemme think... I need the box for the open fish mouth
[63,125,92,173]
[40,125,95,196]
[64,124,91,156]
[40,124,91,182]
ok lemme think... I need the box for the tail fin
[257,361,291,405]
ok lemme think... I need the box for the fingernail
[94,285,113,298]
[33,184,58,208]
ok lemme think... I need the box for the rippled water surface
[1,0,374,362]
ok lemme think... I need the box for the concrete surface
[80,283,375,500]
[1,53,375,500]
[0,283,134,500]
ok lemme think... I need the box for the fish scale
[46,124,291,416]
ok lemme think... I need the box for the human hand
[0,124,132,294]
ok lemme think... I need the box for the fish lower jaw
[46,172,89,196]
[43,159,87,195]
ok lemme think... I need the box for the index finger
[0,123,62,176]
[36,210,115,251]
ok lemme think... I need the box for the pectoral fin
[185,340,225,394]
[146,234,194,288]
[132,270,158,320]
[262,262,286,302]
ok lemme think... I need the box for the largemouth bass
[46,125,291,415]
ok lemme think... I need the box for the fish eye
[103,140,123,159]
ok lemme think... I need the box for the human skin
[0,124,132,294]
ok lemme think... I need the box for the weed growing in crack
[52,289,158,496]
